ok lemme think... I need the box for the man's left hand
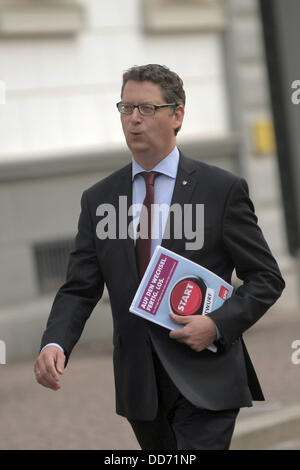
[169,312,217,352]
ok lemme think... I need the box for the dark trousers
[128,350,239,450]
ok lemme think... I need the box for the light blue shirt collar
[132,147,179,181]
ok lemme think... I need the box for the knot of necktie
[139,171,160,186]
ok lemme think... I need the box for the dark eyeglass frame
[116,101,178,116]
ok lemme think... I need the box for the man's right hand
[34,346,66,391]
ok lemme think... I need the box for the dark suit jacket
[41,152,285,420]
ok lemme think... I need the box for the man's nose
[130,107,143,123]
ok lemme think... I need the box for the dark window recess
[33,238,75,294]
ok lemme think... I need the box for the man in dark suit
[34,64,285,450]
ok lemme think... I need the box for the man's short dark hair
[121,64,185,135]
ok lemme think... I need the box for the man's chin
[127,140,149,154]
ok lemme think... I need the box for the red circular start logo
[170,279,204,316]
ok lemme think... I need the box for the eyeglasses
[116,101,177,116]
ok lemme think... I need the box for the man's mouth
[129,131,144,140]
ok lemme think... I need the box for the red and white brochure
[130,246,233,353]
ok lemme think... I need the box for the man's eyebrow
[122,101,155,105]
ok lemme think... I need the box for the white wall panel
[143,34,224,79]
[59,94,104,147]
[80,0,140,29]
[20,96,65,152]
[0,100,25,153]
[182,80,229,138]
[99,89,127,145]
[0,0,229,159]
[0,40,43,90]
[79,31,143,85]
[38,39,83,88]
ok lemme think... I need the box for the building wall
[0,0,231,305]
[0,0,296,360]
[224,0,297,306]
[0,0,229,160]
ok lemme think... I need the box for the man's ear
[173,105,185,128]
[172,105,185,135]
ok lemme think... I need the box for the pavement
[0,305,299,450]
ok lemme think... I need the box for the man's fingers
[36,372,60,390]
[169,330,186,340]
[44,354,59,380]
[34,346,65,391]
[169,314,217,352]
[34,363,60,390]
[169,312,192,324]
[43,347,65,377]
[169,313,191,340]
[55,351,65,375]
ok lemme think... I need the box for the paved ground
[0,306,299,450]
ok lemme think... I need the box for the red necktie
[136,171,160,278]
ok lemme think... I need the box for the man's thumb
[169,312,191,324]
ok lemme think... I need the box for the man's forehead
[122,80,164,100]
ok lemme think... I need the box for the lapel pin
[182,180,188,186]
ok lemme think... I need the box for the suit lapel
[118,164,140,285]
[161,152,198,253]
